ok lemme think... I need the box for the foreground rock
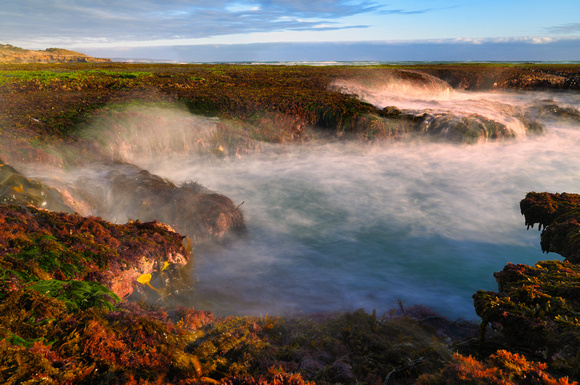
[0,204,188,299]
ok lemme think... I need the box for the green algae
[29,279,120,311]
[471,192,580,381]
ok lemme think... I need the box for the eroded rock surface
[520,192,580,262]
[70,162,247,245]
[0,204,189,298]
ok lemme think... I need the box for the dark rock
[71,162,247,245]
[414,113,515,143]
[0,161,74,213]
[526,103,580,123]
[520,192,580,262]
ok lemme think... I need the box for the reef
[0,204,189,299]
[472,192,580,381]
[2,64,580,384]
[2,63,579,160]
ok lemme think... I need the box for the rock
[0,160,74,213]
[414,66,576,91]
[520,192,580,262]
[473,261,580,374]
[70,162,247,245]
[526,103,580,123]
[414,113,516,143]
[0,204,189,298]
[472,192,580,376]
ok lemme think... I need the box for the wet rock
[414,113,515,143]
[72,162,247,245]
[0,160,74,213]
[415,66,572,90]
[520,192,580,262]
[526,102,580,123]
[563,73,580,90]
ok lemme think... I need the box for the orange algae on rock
[0,204,189,298]
[0,296,216,384]
[415,350,577,385]
[472,192,580,381]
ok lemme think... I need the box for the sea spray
[136,122,580,319]
[15,90,580,320]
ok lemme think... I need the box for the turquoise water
[140,119,580,320]
[32,86,579,321]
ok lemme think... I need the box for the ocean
[21,77,580,321]
[94,84,580,321]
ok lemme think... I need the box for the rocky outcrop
[0,44,111,63]
[69,162,247,245]
[472,192,580,379]
[520,192,580,262]
[416,65,580,91]
[0,204,189,299]
[0,158,246,246]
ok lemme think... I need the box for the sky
[2,0,580,62]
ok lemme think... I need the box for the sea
[22,67,580,321]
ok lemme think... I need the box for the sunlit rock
[0,204,189,298]
[520,192,580,263]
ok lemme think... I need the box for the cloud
[0,0,383,45]
[80,35,580,62]
[547,23,580,34]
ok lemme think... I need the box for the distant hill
[0,44,111,63]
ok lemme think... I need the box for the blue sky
[2,0,580,61]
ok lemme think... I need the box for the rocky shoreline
[1,63,580,383]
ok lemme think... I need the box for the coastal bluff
[0,44,111,63]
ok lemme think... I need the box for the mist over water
[18,86,580,321]
[124,92,580,320]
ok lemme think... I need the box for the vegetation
[1,62,579,166]
[2,63,580,383]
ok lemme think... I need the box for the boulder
[0,160,74,213]
[71,162,247,245]
[0,204,189,299]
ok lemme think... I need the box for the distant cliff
[0,44,111,63]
